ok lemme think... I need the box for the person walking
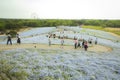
[95,38,98,45]
[82,40,85,48]
[60,37,64,48]
[48,37,51,46]
[7,33,12,45]
[84,41,88,51]
[78,39,81,48]
[74,39,78,49]
[16,34,21,44]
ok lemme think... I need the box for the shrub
[6,30,17,38]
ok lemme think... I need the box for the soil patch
[0,44,112,52]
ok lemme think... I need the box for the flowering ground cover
[0,26,120,80]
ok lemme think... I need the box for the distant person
[95,38,98,45]
[82,40,85,48]
[88,38,92,44]
[78,39,81,48]
[84,41,88,51]
[53,34,56,38]
[48,37,51,46]
[60,37,64,48]
[16,34,21,44]
[7,33,12,45]
[61,38,64,46]
[74,39,78,49]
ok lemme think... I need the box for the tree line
[0,19,120,33]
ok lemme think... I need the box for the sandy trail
[0,43,112,52]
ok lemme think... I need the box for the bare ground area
[105,28,120,31]
[0,43,112,52]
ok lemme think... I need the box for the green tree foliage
[0,22,5,31]
[4,20,22,30]
[105,20,120,28]
[0,19,120,32]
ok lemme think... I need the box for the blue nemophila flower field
[0,26,120,80]
[1,48,120,80]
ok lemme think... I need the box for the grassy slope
[82,25,120,36]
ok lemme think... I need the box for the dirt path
[0,43,112,52]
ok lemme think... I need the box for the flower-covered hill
[0,26,120,80]
[0,48,120,80]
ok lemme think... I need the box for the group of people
[48,36,64,48]
[74,38,88,51]
[48,34,98,51]
[6,33,21,45]
[6,32,97,51]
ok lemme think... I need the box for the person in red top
[84,41,88,51]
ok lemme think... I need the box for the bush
[6,30,17,38]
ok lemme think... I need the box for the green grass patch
[82,25,120,36]
[83,25,104,30]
